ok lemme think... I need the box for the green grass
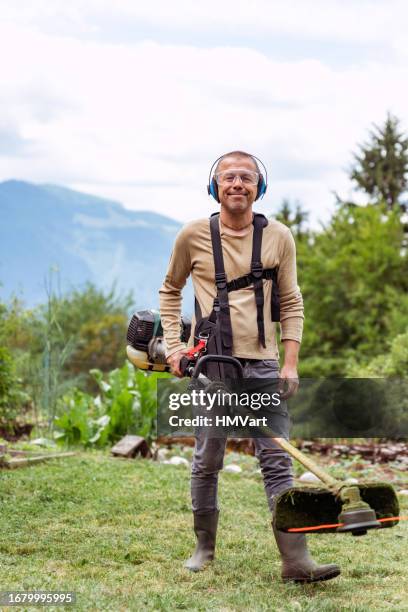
[0,452,407,611]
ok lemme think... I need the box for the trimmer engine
[126,309,191,371]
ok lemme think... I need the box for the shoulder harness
[194,212,280,358]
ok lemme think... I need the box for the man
[159,151,340,583]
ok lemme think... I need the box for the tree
[298,202,408,376]
[70,313,128,377]
[350,113,408,210]
[55,283,132,379]
[37,281,133,342]
[0,296,34,351]
[27,281,133,374]
[274,199,310,240]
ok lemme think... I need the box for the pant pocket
[261,359,280,370]
[244,360,280,380]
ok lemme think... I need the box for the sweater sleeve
[159,226,192,358]
[277,228,304,343]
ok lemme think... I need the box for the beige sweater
[159,215,304,360]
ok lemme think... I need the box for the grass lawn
[0,451,407,611]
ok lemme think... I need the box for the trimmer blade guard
[274,482,399,534]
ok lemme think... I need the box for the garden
[1,115,408,610]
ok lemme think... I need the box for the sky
[1,0,408,226]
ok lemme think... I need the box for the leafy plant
[54,390,94,446]
[90,363,161,442]
[54,363,167,447]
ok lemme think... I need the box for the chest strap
[226,267,280,322]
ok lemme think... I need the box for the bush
[344,330,408,437]
[0,346,29,428]
[54,363,167,447]
[346,328,408,377]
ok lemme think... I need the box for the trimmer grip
[191,355,244,379]
[180,356,194,377]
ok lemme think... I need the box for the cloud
[2,0,407,47]
[0,125,34,156]
[0,3,407,226]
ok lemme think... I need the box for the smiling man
[159,151,340,583]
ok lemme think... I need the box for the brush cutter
[126,309,191,372]
[126,312,401,537]
[187,355,401,537]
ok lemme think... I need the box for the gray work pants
[191,359,294,514]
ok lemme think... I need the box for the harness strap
[195,213,280,359]
[251,214,268,348]
[195,296,217,325]
[271,273,280,322]
[209,214,233,352]
[226,268,276,291]
[194,296,202,321]
[226,267,280,322]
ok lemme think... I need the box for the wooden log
[8,449,37,456]
[3,452,76,469]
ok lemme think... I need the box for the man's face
[215,155,259,213]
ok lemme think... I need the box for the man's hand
[167,348,190,378]
[279,339,300,399]
[278,363,299,399]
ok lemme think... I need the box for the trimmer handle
[179,339,208,377]
[180,355,195,377]
[190,354,244,379]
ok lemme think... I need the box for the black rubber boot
[272,521,341,583]
[184,511,219,572]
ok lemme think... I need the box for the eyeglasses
[215,168,260,186]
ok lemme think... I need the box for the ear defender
[256,174,267,201]
[207,178,220,202]
[207,153,268,202]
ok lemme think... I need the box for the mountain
[0,180,193,310]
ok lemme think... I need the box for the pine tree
[274,199,309,240]
[350,113,408,210]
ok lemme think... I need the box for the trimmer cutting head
[335,484,382,536]
[274,483,399,536]
[336,506,380,536]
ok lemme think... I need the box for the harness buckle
[251,262,263,280]
[215,272,227,290]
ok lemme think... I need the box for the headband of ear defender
[207,153,268,203]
